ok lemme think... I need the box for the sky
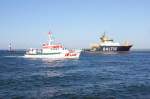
[0,0,150,49]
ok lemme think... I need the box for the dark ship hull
[92,45,132,52]
[88,33,133,52]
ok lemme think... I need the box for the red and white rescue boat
[24,32,81,59]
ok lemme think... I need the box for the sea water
[0,51,150,99]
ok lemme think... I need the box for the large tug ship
[24,32,81,59]
[88,33,132,52]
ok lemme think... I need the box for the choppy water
[0,51,150,99]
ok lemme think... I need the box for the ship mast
[100,32,113,43]
[100,32,107,42]
[48,31,54,45]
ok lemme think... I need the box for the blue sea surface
[0,51,150,99]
